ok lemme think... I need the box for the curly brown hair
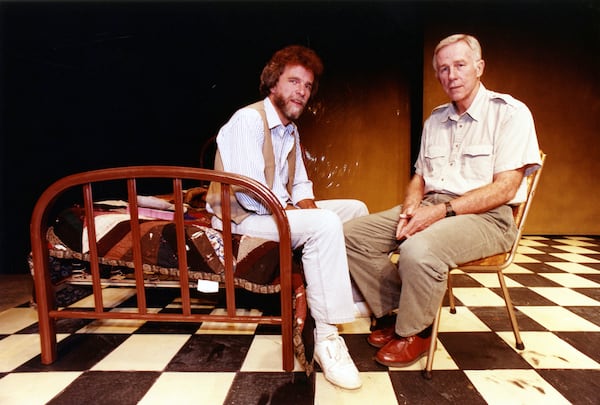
[259,45,324,98]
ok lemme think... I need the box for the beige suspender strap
[247,101,275,189]
[246,101,296,195]
[206,100,298,222]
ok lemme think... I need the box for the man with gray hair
[344,34,541,367]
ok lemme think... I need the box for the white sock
[315,322,338,342]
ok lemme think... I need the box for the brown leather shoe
[367,326,395,348]
[375,334,431,367]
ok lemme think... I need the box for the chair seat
[460,252,509,267]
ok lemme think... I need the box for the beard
[272,93,306,122]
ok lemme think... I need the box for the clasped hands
[396,203,446,240]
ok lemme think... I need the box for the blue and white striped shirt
[214,97,314,214]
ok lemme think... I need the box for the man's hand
[396,204,445,240]
[296,199,318,209]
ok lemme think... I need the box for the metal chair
[423,151,547,379]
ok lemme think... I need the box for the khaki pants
[344,193,516,336]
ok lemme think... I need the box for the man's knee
[398,237,448,282]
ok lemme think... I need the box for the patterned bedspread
[33,199,303,294]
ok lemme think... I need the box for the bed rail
[30,166,294,371]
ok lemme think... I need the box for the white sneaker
[314,334,362,389]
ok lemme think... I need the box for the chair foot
[450,308,456,314]
[421,369,432,380]
[516,342,524,350]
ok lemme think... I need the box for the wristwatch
[444,201,456,217]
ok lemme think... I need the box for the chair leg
[422,304,442,379]
[497,271,525,350]
[448,271,457,314]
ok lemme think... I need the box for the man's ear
[476,59,485,78]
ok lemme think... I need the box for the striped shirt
[215,97,314,214]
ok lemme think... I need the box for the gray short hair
[432,34,482,71]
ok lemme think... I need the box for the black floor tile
[573,288,600,302]
[518,262,566,273]
[449,273,484,287]
[389,370,487,404]
[505,273,562,287]
[566,305,600,327]
[18,316,94,335]
[469,306,546,331]
[439,332,532,370]
[536,369,600,405]
[46,371,161,405]
[165,334,253,372]
[224,372,314,405]
[495,287,556,306]
[553,331,600,363]
[14,334,130,372]
[522,254,569,263]
[344,333,388,372]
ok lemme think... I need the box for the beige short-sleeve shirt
[415,84,541,204]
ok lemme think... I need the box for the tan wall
[423,9,600,234]
[299,70,412,213]
[276,3,600,235]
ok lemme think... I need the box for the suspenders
[207,100,297,222]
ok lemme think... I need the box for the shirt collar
[440,83,487,122]
[462,83,486,122]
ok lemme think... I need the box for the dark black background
[1,1,421,273]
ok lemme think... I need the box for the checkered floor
[1,236,599,404]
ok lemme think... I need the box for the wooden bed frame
[29,166,296,371]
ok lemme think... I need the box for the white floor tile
[549,253,600,263]
[196,308,260,334]
[530,287,600,306]
[465,369,571,405]
[517,306,600,331]
[91,334,190,371]
[0,334,41,372]
[0,372,82,405]
[555,238,598,246]
[540,273,600,288]
[240,335,303,372]
[0,307,38,334]
[437,306,491,332]
[498,331,600,369]
[513,253,542,263]
[553,245,599,254]
[502,263,534,274]
[67,287,136,308]
[76,307,161,334]
[167,297,217,310]
[518,238,550,247]
[545,262,600,274]
[138,372,236,405]
[0,333,69,372]
[516,245,546,254]
[469,273,523,288]
[451,287,506,307]
[314,371,397,405]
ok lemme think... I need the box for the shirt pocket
[461,144,493,182]
[424,145,447,174]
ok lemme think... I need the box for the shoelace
[325,336,351,363]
